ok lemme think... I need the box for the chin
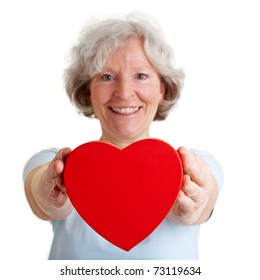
[112,126,146,140]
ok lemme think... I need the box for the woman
[23,14,223,259]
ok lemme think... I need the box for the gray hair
[64,13,185,120]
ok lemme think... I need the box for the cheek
[143,89,164,106]
[90,88,111,107]
[142,81,165,104]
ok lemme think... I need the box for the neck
[99,132,150,149]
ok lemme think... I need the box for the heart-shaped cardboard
[64,139,182,251]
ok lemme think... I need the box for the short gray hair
[64,13,185,120]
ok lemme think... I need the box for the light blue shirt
[23,147,223,260]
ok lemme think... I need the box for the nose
[114,78,135,100]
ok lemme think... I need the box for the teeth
[111,107,140,115]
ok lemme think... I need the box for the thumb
[48,147,72,179]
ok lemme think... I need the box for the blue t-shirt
[23,147,223,260]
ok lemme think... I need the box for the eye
[137,73,148,80]
[101,74,114,81]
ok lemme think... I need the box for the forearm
[24,164,73,220]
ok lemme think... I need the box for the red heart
[64,139,182,251]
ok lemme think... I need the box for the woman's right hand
[25,147,73,220]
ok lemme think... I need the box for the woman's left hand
[168,147,219,225]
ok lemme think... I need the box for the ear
[159,81,166,102]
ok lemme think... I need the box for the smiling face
[89,38,165,147]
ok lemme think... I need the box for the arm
[24,147,73,221]
[168,147,222,225]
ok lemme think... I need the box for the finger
[177,146,211,185]
[47,151,64,179]
[55,175,66,193]
[176,190,196,213]
[182,175,204,208]
[47,147,72,179]
[49,185,68,207]
[54,147,72,162]
[53,147,72,174]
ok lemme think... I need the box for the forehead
[104,38,153,69]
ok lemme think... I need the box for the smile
[109,107,141,115]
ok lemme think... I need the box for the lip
[109,106,142,116]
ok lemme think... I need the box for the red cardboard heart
[64,139,182,251]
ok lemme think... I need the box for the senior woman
[23,14,223,260]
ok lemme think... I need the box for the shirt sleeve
[191,149,224,190]
[22,148,59,182]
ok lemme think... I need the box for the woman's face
[90,38,165,145]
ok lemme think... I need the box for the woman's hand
[168,147,219,225]
[25,147,73,220]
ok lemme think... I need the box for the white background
[0,0,259,279]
